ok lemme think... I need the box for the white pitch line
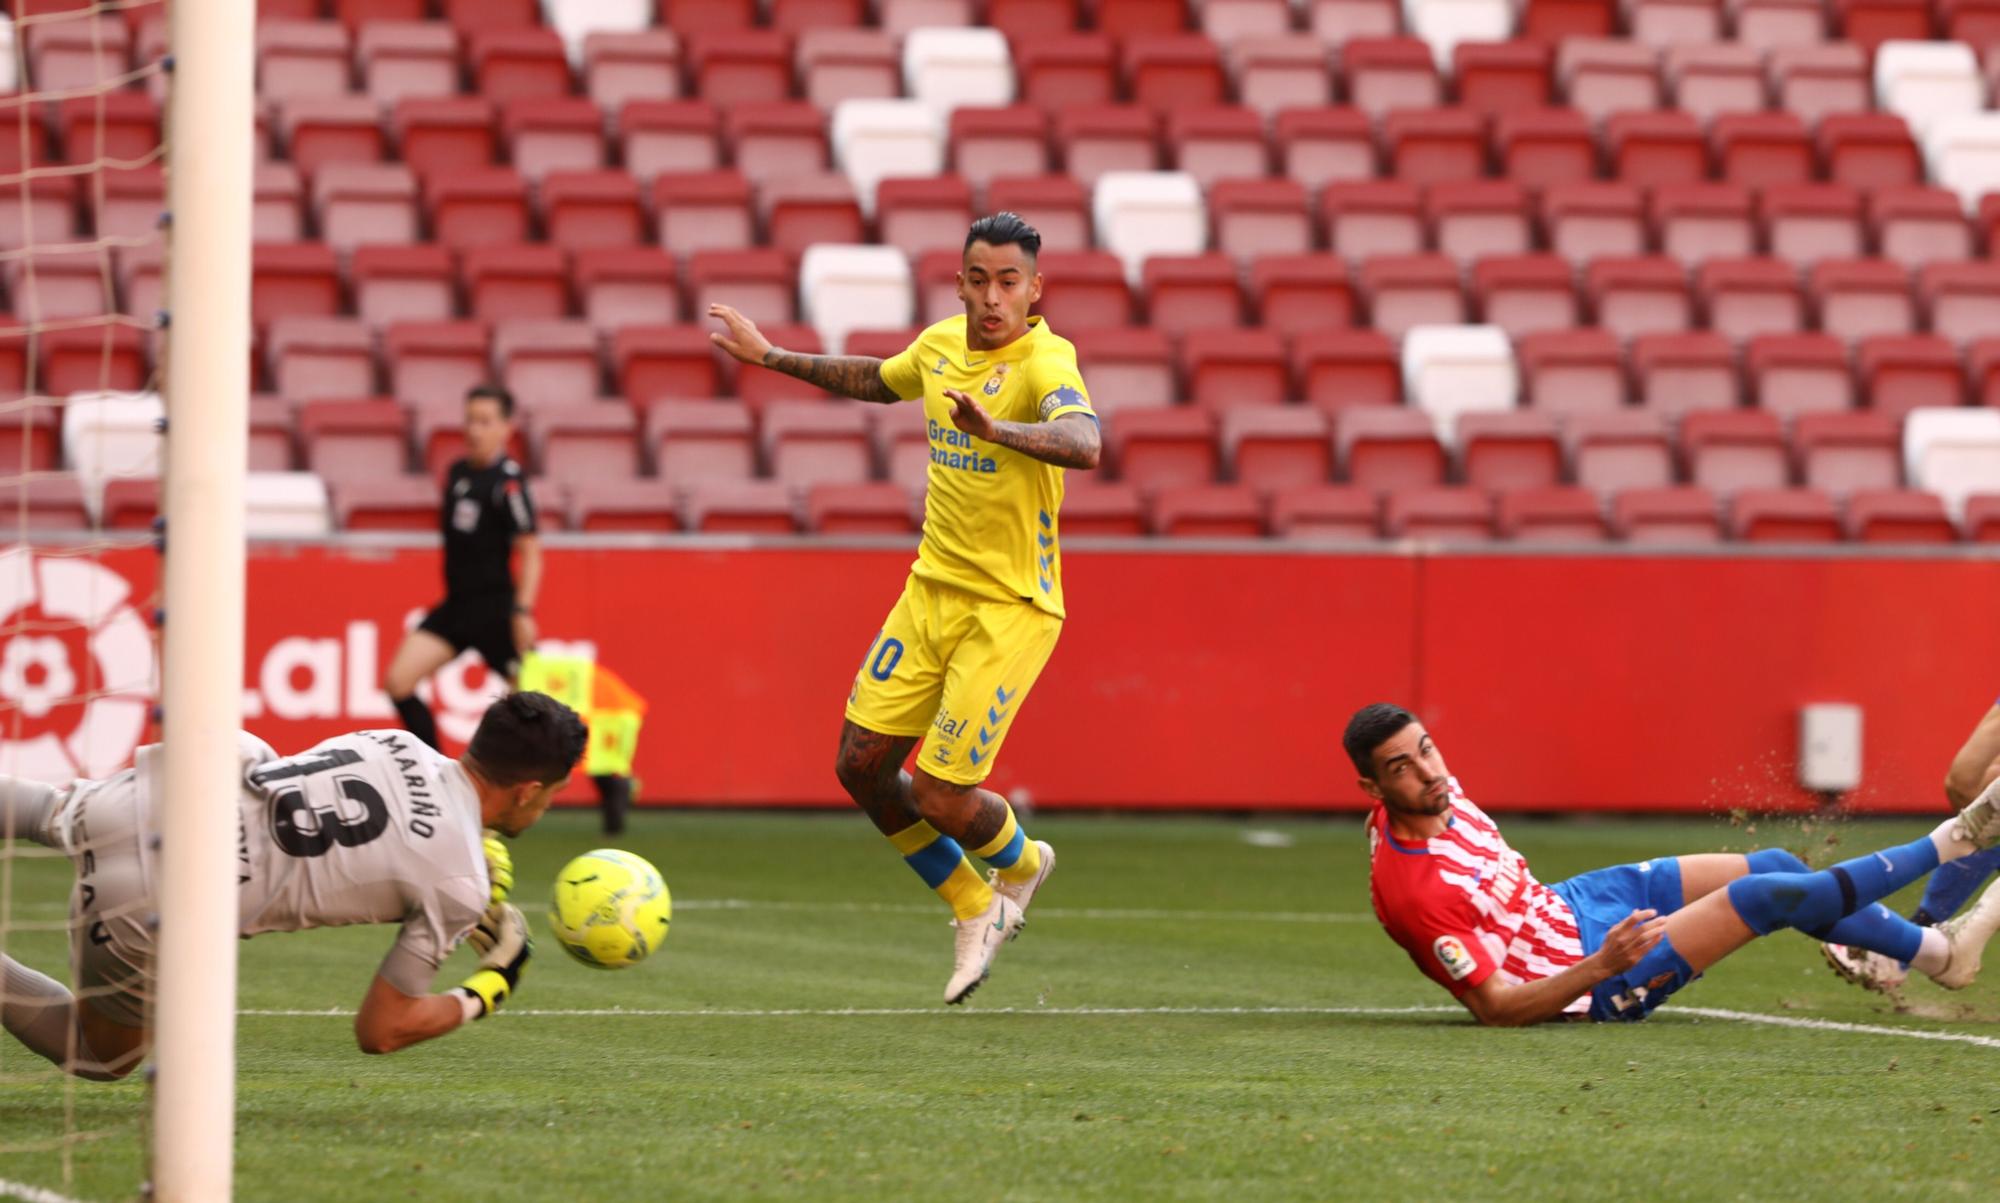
[672,899,1377,924]
[0,1178,91,1203]
[1670,1006,2000,1051]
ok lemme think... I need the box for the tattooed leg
[833,720,921,835]
[908,768,1011,848]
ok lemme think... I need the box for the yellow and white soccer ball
[547,849,672,970]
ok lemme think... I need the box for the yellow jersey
[879,315,1095,619]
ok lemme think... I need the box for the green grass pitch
[3,810,1999,1201]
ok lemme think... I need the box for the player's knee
[833,744,886,801]
[1944,760,1987,811]
[909,774,970,826]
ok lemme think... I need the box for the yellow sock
[971,805,1042,885]
[888,820,993,921]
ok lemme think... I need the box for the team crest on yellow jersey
[982,363,1011,396]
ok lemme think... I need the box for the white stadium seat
[1923,114,2000,213]
[0,16,16,94]
[799,245,915,355]
[1092,172,1208,284]
[901,28,1014,116]
[831,99,945,213]
[1403,0,1513,69]
[63,391,162,517]
[540,0,653,62]
[1400,326,1519,443]
[245,472,333,537]
[1903,408,2000,519]
[1873,42,1986,138]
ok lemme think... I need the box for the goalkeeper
[0,692,586,1079]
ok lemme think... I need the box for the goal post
[151,0,253,1198]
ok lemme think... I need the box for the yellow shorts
[844,574,1063,786]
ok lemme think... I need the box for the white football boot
[944,892,1024,1005]
[990,840,1056,928]
[1820,941,1909,995]
[1926,877,2000,990]
[1951,777,2000,848]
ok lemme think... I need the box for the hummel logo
[995,686,1016,704]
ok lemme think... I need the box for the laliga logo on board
[0,547,156,781]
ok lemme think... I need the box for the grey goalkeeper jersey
[135,729,490,996]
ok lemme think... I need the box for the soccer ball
[547,849,672,969]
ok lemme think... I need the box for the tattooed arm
[942,388,1101,470]
[708,302,903,403]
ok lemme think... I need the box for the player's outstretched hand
[482,829,514,905]
[459,902,532,1018]
[1597,908,1668,974]
[707,303,773,365]
[944,388,998,441]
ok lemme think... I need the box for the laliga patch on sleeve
[1433,935,1476,981]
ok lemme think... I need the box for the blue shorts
[1549,858,1700,1023]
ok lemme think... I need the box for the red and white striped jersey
[1368,784,1588,1014]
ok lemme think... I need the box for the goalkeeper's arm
[353,904,532,1055]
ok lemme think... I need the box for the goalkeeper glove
[457,902,530,1019]
[482,829,514,905]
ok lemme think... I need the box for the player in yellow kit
[709,213,1100,1002]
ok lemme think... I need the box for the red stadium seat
[726,101,831,187]
[1230,36,1336,117]
[797,29,899,108]
[1770,45,1871,126]
[394,97,497,177]
[1730,487,1842,542]
[1711,112,1813,188]
[915,249,968,323]
[248,398,295,472]
[1761,184,1865,268]
[59,92,160,166]
[1274,106,1376,191]
[1970,338,2000,409]
[652,0,757,33]
[1036,251,1137,331]
[1629,0,1724,44]
[253,164,304,243]
[808,483,919,534]
[299,399,410,484]
[1846,489,1957,544]
[1473,255,1579,339]
[654,170,754,256]
[1746,333,1855,417]
[949,108,1052,191]
[257,21,352,104]
[877,177,975,261]
[1455,42,1554,117]
[279,96,385,179]
[1665,43,1767,124]
[1250,254,1355,336]
[426,168,530,251]
[388,322,492,408]
[1833,0,1931,50]
[1459,411,1565,492]
[985,175,1092,253]
[1099,0,1192,34]
[1322,180,1424,262]
[1069,326,1176,414]
[269,318,375,403]
[533,405,643,484]
[0,475,89,531]
[1344,38,1443,118]
[252,243,341,330]
[1944,0,2000,44]
[1143,255,1245,335]
[1296,330,1401,413]
[1697,257,1805,344]
[1808,259,1914,343]
[769,0,869,33]
[1494,108,1598,193]
[1125,35,1229,113]
[330,475,437,532]
[1615,485,1722,543]
[621,100,723,180]
[1268,485,1379,541]
[1587,257,1692,342]
[1684,409,1789,495]
[1542,182,1646,266]
[1384,487,1496,542]
[763,402,873,490]
[1058,482,1149,535]
[1151,484,1265,536]
[1428,181,1533,267]
[688,248,795,328]
[29,11,134,92]
[1498,486,1611,543]
[1360,255,1466,339]
[1340,408,1447,494]
[616,326,720,406]
[333,0,426,26]
[1182,329,1289,411]
[759,174,866,258]
[1016,34,1119,110]
[502,97,608,183]
[1306,0,1402,41]
[568,480,682,532]
[1224,407,1333,492]
[1558,39,1663,122]
[862,401,930,491]
[1963,495,2000,542]
[1571,411,1676,493]
[311,163,417,253]
[1110,409,1219,491]
[1736,0,1829,48]
[1519,328,1625,414]
[1381,108,1486,187]
[1631,331,1736,415]
[98,479,161,532]
[495,321,603,410]
[1819,113,1923,191]
[1794,411,1903,496]
[1606,110,1708,187]
[1208,179,1312,263]
[648,401,757,486]
[460,244,566,324]
[470,28,571,105]
[542,171,646,250]
[1055,105,1160,187]
[1920,263,2000,348]
[583,31,684,112]
[1870,186,1974,271]
[686,481,800,533]
[575,248,681,332]
[40,326,147,397]
[1858,334,1965,420]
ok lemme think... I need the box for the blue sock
[1817,902,1927,963]
[1745,848,1809,874]
[1726,836,1942,937]
[1913,845,2000,925]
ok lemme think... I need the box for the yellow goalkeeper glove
[457,902,530,1018]
[482,830,514,905]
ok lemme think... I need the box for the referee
[385,384,542,751]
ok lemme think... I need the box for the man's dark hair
[465,383,516,419]
[1343,703,1420,778]
[964,211,1042,261]
[467,692,588,786]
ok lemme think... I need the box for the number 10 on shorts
[863,631,903,682]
